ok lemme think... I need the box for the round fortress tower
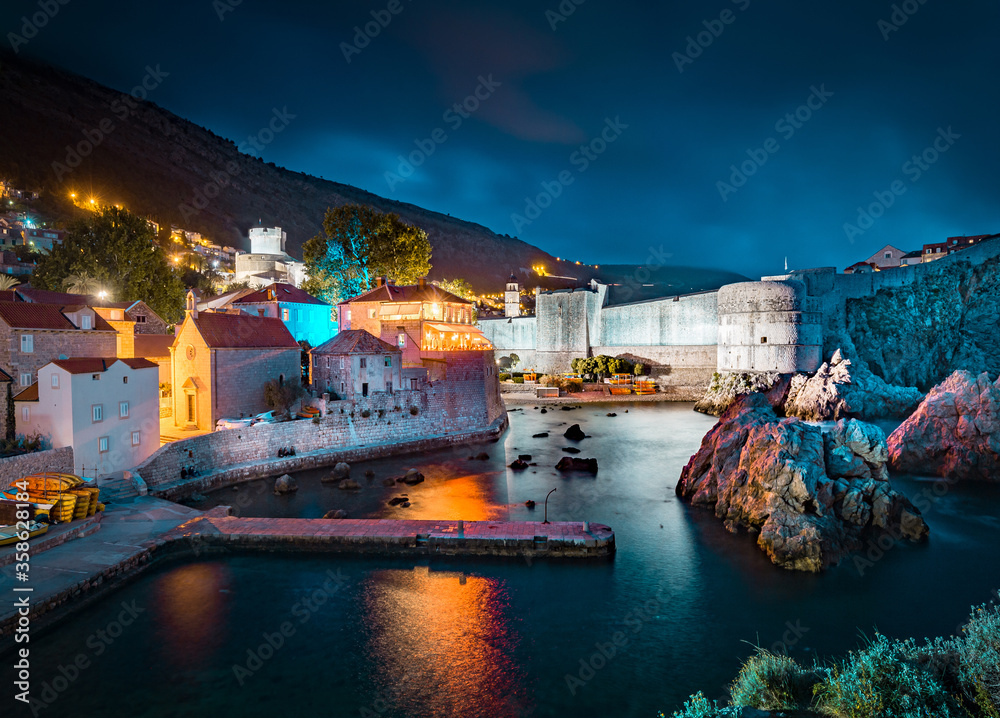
[717,280,823,373]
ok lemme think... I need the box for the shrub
[633,362,646,376]
[815,634,961,718]
[540,375,583,393]
[499,373,512,382]
[409,406,419,415]
[513,376,524,384]
[729,649,822,711]
[666,692,740,718]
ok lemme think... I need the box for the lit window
[20,334,33,353]
[397,333,405,349]
[120,401,129,418]
[99,437,109,453]
[81,315,92,330]
[93,404,103,422]
[131,431,141,446]
[51,373,59,389]
[368,308,376,319]
[282,308,290,321]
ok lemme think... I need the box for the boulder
[323,462,351,483]
[399,469,425,485]
[563,424,586,441]
[365,469,375,478]
[509,459,529,470]
[338,479,361,490]
[532,432,549,438]
[518,454,532,461]
[540,408,547,414]
[525,500,536,509]
[323,509,348,519]
[388,496,409,506]
[676,393,928,572]
[562,447,581,454]
[273,474,298,495]
[784,350,923,421]
[606,412,617,417]
[382,477,397,487]
[888,370,1000,481]
[555,457,599,473]
[475,452,490,461]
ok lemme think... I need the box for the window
[368,308,377,319]
[884,252,891,259]
[296,309,303,322]
[92,404,104,422]
[123,376,128,384]
[20,373,31,387]
[21,406,29,422]
[760,337,768,344]
[359,358,367,368]
[119,401,129,418]
[397,333,405,349]
[99,437,109,453]
[131,431,141,446]
[282,308,290,321]
[111,310,122,320]
[81,315,92,330]
[135,315,146,324]
[384,356,392,367]
[20,334,33,353]
[51,373,59,389]
[362,382,369,397]
[340,382,344,393]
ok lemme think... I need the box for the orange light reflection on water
[401,470,509,522]
[363,567,530,717]
[152,562,231,669]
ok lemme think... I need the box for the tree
[62,273,101,295]
[263,378,305,415]
[0,275,19,291]
[222,281,251,293]
[508,353,520,370]
[633,362,645,376]
[432,278,476,300]
[298,340,312,383]
[33,206,186,322]
[303,204,432,303]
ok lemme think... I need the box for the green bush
[666,692,740,718]
[513,376,524,384]
[729,649,822,711]
[499,373,511,382]
[815,634,960,718]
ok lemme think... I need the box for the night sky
[4,0,999,279]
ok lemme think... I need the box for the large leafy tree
[303,204,432,303]
[33,206,186,323]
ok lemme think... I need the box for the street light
[543,488,556,524]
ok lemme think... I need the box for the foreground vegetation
[668,600,1000,718]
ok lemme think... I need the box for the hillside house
[863,245,907,269]
[14,358,159,476]
[337,278,490,376]
[0,302,117,391]
[310,329,402,398]
[170,292,300,430]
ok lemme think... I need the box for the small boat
[0,521,49,546]
[634,379,656,395]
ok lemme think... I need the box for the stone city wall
[134,352,506,492]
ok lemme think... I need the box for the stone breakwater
[677,393,928,572]
[889,370,1000,481]
[0,505,613,646]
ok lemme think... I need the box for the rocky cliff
[888,370,1000,481]
[677,394,928,572]
[847,254,1000,392]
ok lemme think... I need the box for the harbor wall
[0,446,74,490]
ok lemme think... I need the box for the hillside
[0,53,748,294]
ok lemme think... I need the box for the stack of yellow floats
[5,473,103,524]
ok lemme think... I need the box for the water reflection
[151,561,231,670]
[362,566,529,718]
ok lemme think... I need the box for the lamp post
[543,488,556,524]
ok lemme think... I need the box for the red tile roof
[0,291,15,302]
[0,302,76,329]
[233,283,328,306]
[190,312,299,348]
[340,283,470,306]
[15,287,94,305]
[0,368,11,382]
[312,329,399,355]
[134,334,174,358]
[13,383,38,402]
[48,357,158,374]
[118,358,159,370]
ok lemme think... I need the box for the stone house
[170,292,300,430]
[14,357,159,476]
[0,302,117,391]
[863,245,907,269]
[337,278,490,373]
[228,283,337,347]
[94,300,168,335]
[310,329,402,399]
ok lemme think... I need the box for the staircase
[98,474,139,504]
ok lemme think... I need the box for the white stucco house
[14,357,160,477]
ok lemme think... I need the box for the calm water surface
[13,403,1000,718]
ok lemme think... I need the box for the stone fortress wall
[479,237,1000,389]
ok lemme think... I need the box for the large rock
[563,424,586,441]
[273,474,298,495]
[676,393,928,572]
[694,371,790,416]
[888,370,1000,481]
[322,462,351,483]
[555,457,598,473]
[784,349,923,421]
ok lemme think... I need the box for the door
[187,394,195,423]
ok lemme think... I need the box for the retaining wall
[0,446,74,490]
